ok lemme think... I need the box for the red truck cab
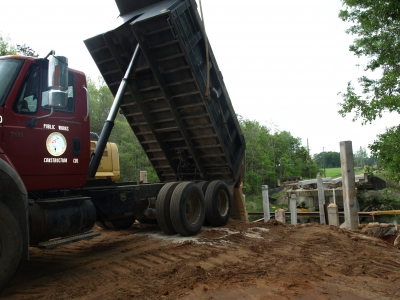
[0,55,90,191]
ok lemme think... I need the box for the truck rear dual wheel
[205,180,231,226]
[156,182,179,235]
[170,182,205,236]
[197,181,210,226]
[0,202,23,291]
[196,181,210,195]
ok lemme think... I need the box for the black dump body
[84,0,245,183]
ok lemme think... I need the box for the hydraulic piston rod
[88,44,140,179]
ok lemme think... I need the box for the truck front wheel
[0,201,23,291]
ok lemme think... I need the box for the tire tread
[170,182,204,236]
[156,182,179,235]
[205,180,231,226]
[0,202,23,291]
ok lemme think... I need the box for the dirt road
[1,220,400,299]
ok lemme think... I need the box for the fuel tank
[29,196,96,245]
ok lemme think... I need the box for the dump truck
[0,0,245,291]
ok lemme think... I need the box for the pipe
[333,188,336,205]
[88,44,140,179]
[370,210,400,216]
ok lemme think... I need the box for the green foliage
[354,146,368,168]
[16,44,39,57]
[338,1,400,124]
[338,1,400,181]
[0,34,15,56]
[357,191,400,211]
[0,34,39,57]
[239,117,319,195]
[87,77,158,183]
[87,77,114,134]
[313,151,341,168]
[364,165,376,177]
[369,125,400,182]
[245,194,264,215]
[312,148,372,169]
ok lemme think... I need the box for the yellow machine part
[90,141,120,181]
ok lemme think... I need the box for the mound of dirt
[1,220,400,299]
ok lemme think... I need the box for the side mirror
[48,55,68,108]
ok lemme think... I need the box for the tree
[338,1,400,124]
[354,146,368,168]
[87,77,114,134]
[87,77,158,183]
[369,126,400,181]
[338,1,400,180]
[239,117,275,194]
[238,117,319,194]
[313,151,341,168]
[16,44,39,57]
[292,146,320,180]
[0,34,39,57]
[0,34,15,56]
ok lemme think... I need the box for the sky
[1,0,399,155]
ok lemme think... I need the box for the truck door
[0,58,24,155]
[3,61,86,191]
[0,107,3,153]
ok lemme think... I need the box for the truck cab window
[13,64,40,114]
[41,71,75,113]
[0,59,24,106]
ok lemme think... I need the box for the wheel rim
[185,192,202,225]
[217,189,229,217]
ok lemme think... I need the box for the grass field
[321,167,364,178]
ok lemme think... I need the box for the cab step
[37,231,101,249]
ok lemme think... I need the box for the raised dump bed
[85,0,245,183]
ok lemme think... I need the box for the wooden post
[317,172,326,224]
[275,209,286,223]
[262,185,270,222]
[328,203,339,226]
[140,171,147,183]
[340,141,358,230]
[290,194,297,225]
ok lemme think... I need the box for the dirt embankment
[2,220,400,299]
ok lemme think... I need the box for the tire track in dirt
[2,225,239,299]
[2,221,400,299]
